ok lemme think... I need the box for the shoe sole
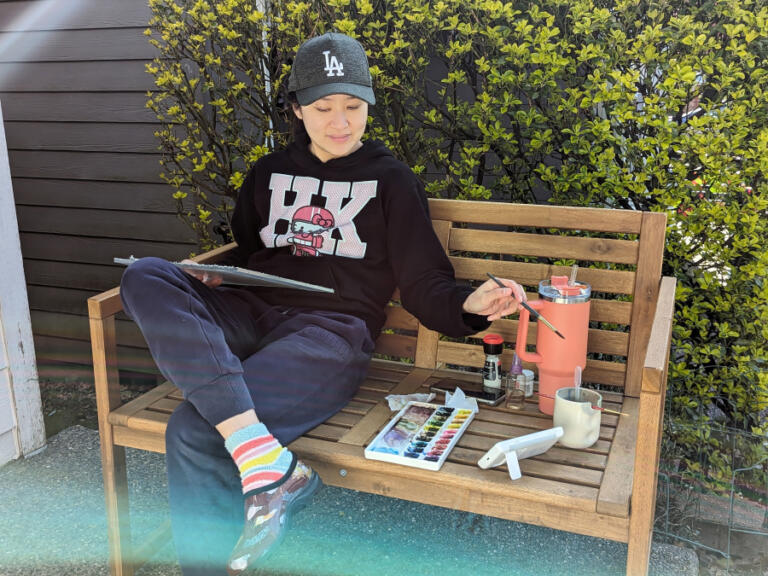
[251,470,323,571]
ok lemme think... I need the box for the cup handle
[515,299,543,364]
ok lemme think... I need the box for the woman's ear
[292,103,303,120]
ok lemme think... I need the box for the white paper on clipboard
[114,256,335,293]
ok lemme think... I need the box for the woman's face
[293,94,368,162]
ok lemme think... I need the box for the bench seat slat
[358,379,400,393]
[471,403,620,433]
[457,433,609,469]
[338,367,434,446]
[364,358,414,378]
[472,395,624,418]
[291,436,601,510]
[339,400,374,415]
[351,388,389,404]
[323,411,362,427]
[123,409,172,434]
[448,446,604,488]
[303,424,349,442]
[147,398,178,414]
[109,381,177,426]
[465,418,615,446]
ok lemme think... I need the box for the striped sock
[224,422,295,495]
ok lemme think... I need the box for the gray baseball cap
[288,32,376,106]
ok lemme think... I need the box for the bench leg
[90,312,135,576]
[626,525,652,576]
[101,438,135,576]
[626,387,664,575]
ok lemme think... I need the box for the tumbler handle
[515,299,544,364]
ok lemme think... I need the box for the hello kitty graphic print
[286,205,335,257]
[260,173,377,259]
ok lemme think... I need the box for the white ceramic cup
[552,387,602,448]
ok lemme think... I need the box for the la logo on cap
[323,50,344,77]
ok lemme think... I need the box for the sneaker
[226,459,322,575]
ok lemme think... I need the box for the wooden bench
[89,198,676,576]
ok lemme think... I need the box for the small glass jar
[504,373,525,410]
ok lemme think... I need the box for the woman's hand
[180,259,224,288]
[462,277,526,322]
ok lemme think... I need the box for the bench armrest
[641,276,676,395]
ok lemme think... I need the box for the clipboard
[114,257,335,293]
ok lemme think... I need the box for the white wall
[0,100,45,466]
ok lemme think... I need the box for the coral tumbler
[515,276,591,415]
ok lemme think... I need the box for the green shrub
[512,0,768,487]
[146,0,767,486]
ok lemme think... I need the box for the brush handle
[536,393,627,416]
[596,407,629,417]
[486,272,564,339]
[520,301,564,339]
[521,301,546,325]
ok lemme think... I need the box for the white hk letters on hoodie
[260,173,377,259]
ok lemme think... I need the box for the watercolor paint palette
[364,401,476,471]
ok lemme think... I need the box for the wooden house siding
[1,0,195,374]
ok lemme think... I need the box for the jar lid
[482,334,503,345]
[482,333,503,355]
[539,277,591,303]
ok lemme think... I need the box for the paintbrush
[537,392,629,416]
[486,272,565,340]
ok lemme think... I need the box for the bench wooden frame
[89,199,676,576]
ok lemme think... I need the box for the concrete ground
[0,426,699,576]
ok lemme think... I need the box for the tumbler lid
[539,276,591,303]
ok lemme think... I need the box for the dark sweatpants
[120,258,374,575]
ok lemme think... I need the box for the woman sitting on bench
[119,32,526,576]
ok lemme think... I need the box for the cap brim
[296,83,375,106]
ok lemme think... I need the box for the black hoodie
[222,134,489,340]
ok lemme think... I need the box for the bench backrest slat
[451,258,637,294]
[373,199,666,398]
[449,229,640,265]
[428,199,644,233]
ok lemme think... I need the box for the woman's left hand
[462,277,526,322]
[180,259,224,287]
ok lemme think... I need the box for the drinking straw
[569,264,579,286]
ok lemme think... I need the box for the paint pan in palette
[364,401,476,471]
